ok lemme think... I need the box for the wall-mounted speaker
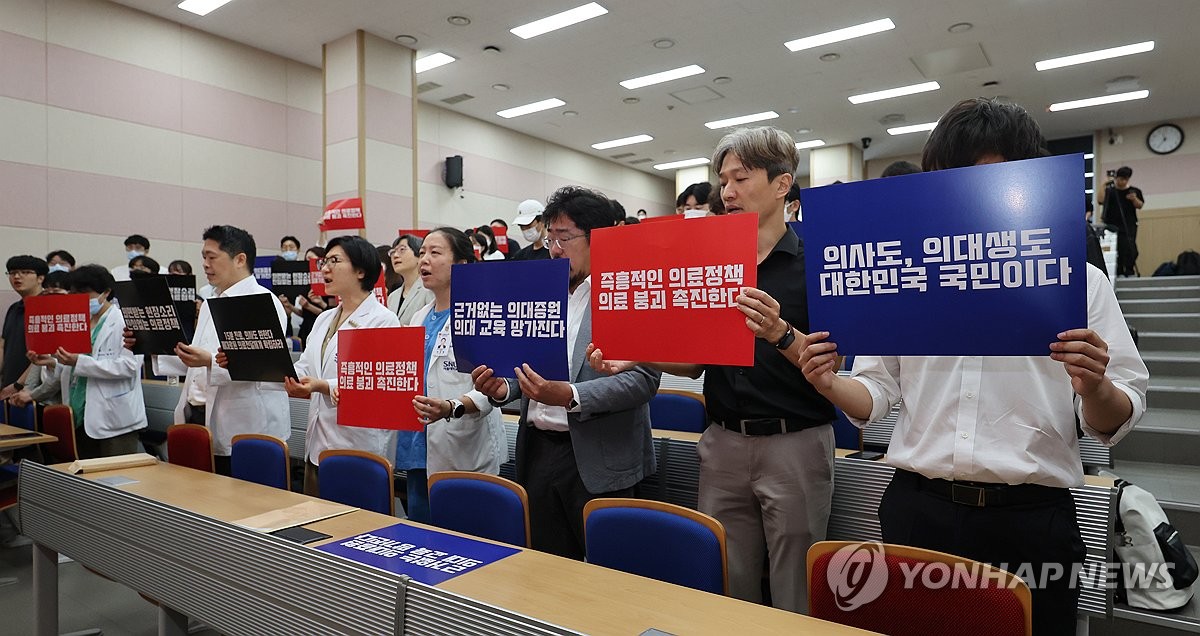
[443,155,463,188]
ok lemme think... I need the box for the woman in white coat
[28,265,146,458]
[399,227,505,524]
[386,233,434,327]
[282,236,401,497]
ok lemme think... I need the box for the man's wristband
[773,323,796,350]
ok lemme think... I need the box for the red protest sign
[396,229,430,239]
[25,294,92,354]
[371,270,387,305]
[491,224,510,253]
[320,198,365,231]
[590,213,758,366]
[337,327,424,431]
[309,258,326,296]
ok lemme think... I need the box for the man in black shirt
[1098,166,1144,276]
[1,255,47,399]
[589,126,835,613]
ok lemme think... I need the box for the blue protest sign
[253,255,274,291]
[451,259,570,380]
[801,153,1086,356]
[317,522,519,585]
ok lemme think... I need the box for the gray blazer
[387,278,435,327]
[501,309,660,493]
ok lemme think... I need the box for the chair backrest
[7,401,36,431]
[808,541,1032,636]
[428,471,530,547]
[231,434,290,490]
[40,405,80,464]
[318,449,394,515]
[166,424,215,473]
[832,407,863,451]
[648,390,707,434]
[583,498,727,595]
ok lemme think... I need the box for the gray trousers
[697,423,834,613]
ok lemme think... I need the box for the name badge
[432,332,451,358]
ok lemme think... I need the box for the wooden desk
[24,461,868,636]
[0,423,55,452]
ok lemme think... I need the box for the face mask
[89,297,103,316]
[281,251,299,261]
[127,250,144,261]
[683,209,707,219]
[48,264,70,273]
[522,227,541,243]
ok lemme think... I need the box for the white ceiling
[115,0,1200,178]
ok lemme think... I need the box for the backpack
[1113,479,1199,610]
[1152,261,1178,277]
[1176,250,1200,276]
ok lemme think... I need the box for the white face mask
[522,227,541,243]
[127,250,144,261]
[281,250,299,261]
[48,264,70,273]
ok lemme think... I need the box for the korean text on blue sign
[317,523,519,585]
[800,153,1087,356]
[450,258,570,381]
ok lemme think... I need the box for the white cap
[513,199,545,226]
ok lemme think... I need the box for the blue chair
[428,471,530,547]
[583,498,727,595]
[7,401,36,431]
[231,434,291,490]
[318,449,394,515]
[832,407,863,451]
[649,391,706,434]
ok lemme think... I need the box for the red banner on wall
[589,213,758,366]
[337,327,425,431]
[396,229,431,239]
[25,293,92,354]
[320,198,366,231]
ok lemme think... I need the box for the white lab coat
[154,275,291,456]
[56,306,147,440]
[410,302,505,475]
[295,295,400,465]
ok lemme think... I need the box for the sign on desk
[317,522,519,585]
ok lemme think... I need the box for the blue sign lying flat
[317,522,519,585]
[800,153,1087,356]
[451,259,570,381]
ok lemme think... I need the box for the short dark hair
[280,235,301,249]
[624,216,641,225]
[202,225,256,271]
[707,187,726,214]
[70,264,115,295]
[1115,166,1133,179]
[325,235,382,292]
[305,246,326,259]
[610,198,627,224]
[543,186,616,238]
[168,259,193,275]
[474,225,498,252]
[711,126,799,181]
[490,219,508,228]
[785,182,802,203]
[130,255,161,273]
[921,98,1047,171]
[6,255,48,277]
[426,227,477,263]
[680,182,713,206]
[46,250,76,267]
[394,234,424,255]
[42,270,70,290]
[124,234,150,250]
[880,160,922,178]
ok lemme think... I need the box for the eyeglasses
[541,233,587,250]
[322,256,347,267]
[6,270,36,277]
[387,245,411,257]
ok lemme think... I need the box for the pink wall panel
[489,159,549,202]
[0,160,48,228]
[181,188,287,248]
[1101,153,1200,199]
[286,202,320,247]
[47,168,182,240]
[365,191,414,236]
[416,142,445,184]
[0,30,46,103]
[46,44,181,131]
[286,107,322,161]
[325,85,357,145]
[363,85,412,148]
[181,79,287,154]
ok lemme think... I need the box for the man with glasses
[471,186,660,559]
[0,256,48,400]
[508,199,551,261]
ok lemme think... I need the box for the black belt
[709,417,820,437]
[528,425,571,442]
[901,469,1068,508]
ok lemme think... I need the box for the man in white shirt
[133,225,291,475]
[795,98,1149,634]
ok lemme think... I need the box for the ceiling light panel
[1048,90,1149,112]
[496,98,566,118]
[887,121,938,135]
[592,134,653,150]
[414,52,456,73]
[848,81,940,104]
[1035,41,1155,71]
[704,111,779,129]
[511,2,608,39]
[785,18,896,52]
[177,0,235,16]
[654,158,710,170]
[620,65,705,90]
[795,140,827,149]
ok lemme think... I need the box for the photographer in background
[1098,166,1144,277]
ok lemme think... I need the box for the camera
[861,137,872,150]
[1106,169,1116,177]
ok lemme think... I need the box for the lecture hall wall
[0,0,675,309]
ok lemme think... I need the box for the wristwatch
[773,323,796,350]
[12,382,24,391]
[445,399,466,420]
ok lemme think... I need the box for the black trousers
[522,426,635,560]
[879,470,1086,636]
[1116,226,1139,276]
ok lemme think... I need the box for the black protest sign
[165,274,198,342]
[111,278,188,355]
[207,294,297,382]
[271,260,311,300]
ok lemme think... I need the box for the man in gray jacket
[472,186,660,559]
